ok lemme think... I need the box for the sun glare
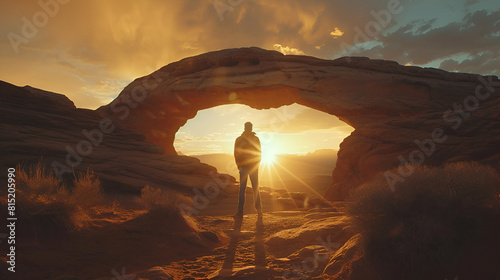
[261,148,277,166]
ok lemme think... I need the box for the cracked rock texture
[0,80,234,193]
[97,47,500,200]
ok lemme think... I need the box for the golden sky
[1,0,498,154]
[174,104,354,155]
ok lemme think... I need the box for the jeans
[237,164,262,213]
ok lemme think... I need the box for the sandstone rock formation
[0,80,235,193]
[265,215,352,258]
[322,234,377,279]
[97,47,500,200]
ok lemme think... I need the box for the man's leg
[237,166,249,215]
[249,166,262,213]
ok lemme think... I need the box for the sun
[261,149,277,166]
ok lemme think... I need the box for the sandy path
[143,208,344,280]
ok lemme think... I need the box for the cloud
[439,51,500,75]
[1,0,499,111]
[465,0,480,5]
[273,44,305,55]
[330,27,344,38]
[355,9,500,76]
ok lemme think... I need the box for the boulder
[322,234,378,280]
[265,216,352,257]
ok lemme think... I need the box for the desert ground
[1,163,500,280]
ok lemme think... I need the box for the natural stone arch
[98,47,500,201]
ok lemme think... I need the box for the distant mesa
[2,47,500,200]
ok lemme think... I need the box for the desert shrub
[15,162,104,238]
[70,170,103,208]
[348,161,500,279]
[137,185,191,211]
[17,161,60,196]
[16,163,76,237]
[134,185,198,233]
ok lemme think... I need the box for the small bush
[348,162,500,279]
[17,163,76,236]
[17,161,60,196]
[134,185,198,233]
[71,170,103,208]
[137,185,190,211]
[16,162,104,237]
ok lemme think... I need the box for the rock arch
[97,47,500,201]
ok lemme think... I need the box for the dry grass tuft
[137,185,189,211]
[16,162,104,238]
[348,161,500,279]
[71,170,103,208]
[134,185,198,233]
[17,161,60,196]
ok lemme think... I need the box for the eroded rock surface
[97,47,500,200]
[0,81,235,193]
[266,215,352,258]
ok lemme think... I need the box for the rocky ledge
[0,81,235,194]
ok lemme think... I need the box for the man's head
[244,122,253,132]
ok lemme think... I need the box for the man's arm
[255,137,261,153]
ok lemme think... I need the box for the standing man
[234,122,262,218]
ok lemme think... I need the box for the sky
[1,0,499,155]
[174,104,354,155]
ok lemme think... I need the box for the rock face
[322,234,377,280]
[265,215,352,258]
[0,81,235,193]
[97,47,500,201]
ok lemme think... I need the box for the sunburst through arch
[174,103,354,201]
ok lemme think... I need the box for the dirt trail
[150,210,343,280]
[124,186,351,280]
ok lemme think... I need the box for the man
[234,122,262,218]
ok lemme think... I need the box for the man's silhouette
[234,122,262,218]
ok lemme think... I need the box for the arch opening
[174,103,354,197]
